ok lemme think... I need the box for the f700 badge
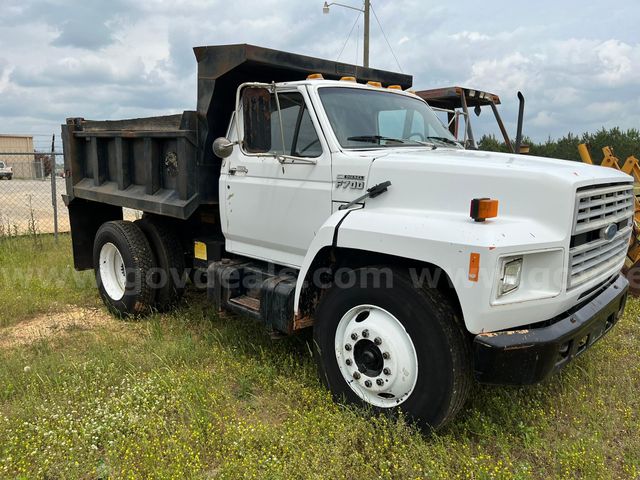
[335,174,365,190]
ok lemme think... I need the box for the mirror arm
[272,82,287,156]
[276,155,317,165]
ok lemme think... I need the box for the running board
[208,260,298,334]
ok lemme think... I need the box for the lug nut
[374,337,382,345]
[382,352,390,360]
[345,344,352,351]
[350,332,358,341]
[353,371,361,380]
[346,359,352,366]
[364,380,372,387]
[376,378,384,386]
[362,329,369,338]
[383,367,391,375]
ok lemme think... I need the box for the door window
[269,92,322,158]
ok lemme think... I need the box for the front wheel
[313,266,472,430]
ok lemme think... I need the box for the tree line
[477,127,640,164]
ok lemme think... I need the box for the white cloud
[450,31,490,42]
[530,110,558,128]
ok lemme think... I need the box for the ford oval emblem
[600,223,618,241]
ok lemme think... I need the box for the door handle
[229,166,248,175]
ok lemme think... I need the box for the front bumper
[473,273,628,385]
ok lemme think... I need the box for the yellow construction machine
[579,144,640,294]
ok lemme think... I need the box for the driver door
[221,86,332,268]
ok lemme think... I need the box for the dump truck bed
[62,112,199,219]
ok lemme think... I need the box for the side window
[269,92,322,158]
[270,93,300,155]
[293,107,322,157]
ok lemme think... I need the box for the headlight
[499,257,523,296]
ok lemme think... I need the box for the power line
[355,24,360,65]
[370,3,403,72]
[336,10,363,62]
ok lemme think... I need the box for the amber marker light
[470,198,499,222]
[468,253,480,282]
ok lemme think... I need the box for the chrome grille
[569,182,633,289]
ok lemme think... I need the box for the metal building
[0,134,38,178]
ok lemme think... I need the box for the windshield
[318,87,461,149]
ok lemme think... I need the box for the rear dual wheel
[135,217,186,311]
[93,219,185,316]
[94,221,156,316]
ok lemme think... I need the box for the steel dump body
[62,43,411,220]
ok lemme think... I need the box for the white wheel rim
[99,242,126,301]
[334,304,418,408]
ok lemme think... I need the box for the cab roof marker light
[367,81,382,88]
[387,85,402,90]
[340,76,357,82]
[470,198,499,222]
[307,73,324,80]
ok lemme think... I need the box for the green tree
[477,127,640,165]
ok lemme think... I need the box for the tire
[313,266,472,430]
[7,175,11,180]
[135,217,186,311]
[93,220,157,316]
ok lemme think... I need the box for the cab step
[208,259,299,334]
[228,294,261,312]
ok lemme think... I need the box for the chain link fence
[0,134,66,237]
[0,134,139,238]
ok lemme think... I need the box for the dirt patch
[0,306,122,348]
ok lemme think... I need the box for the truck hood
[361,147,632,236]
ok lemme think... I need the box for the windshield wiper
[425,136,460,146]
[347,135,414,145]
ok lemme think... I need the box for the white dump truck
[63,44,632,429]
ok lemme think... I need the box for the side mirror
[213,137,234,158]
[242,87,272,153]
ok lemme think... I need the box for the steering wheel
[408,132,425,141]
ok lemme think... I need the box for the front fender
[294,209,350,313]
[295,208,568,334]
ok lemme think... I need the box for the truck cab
[63,44,632,429]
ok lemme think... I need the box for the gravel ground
[0,177,139,234]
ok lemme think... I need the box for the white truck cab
[64,45,632,429]
[220,77,631,328]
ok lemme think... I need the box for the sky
[0,0,639,150]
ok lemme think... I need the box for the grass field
[0,234,639,479]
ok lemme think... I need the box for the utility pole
[323,1,371,67]
[363,0,370,68]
